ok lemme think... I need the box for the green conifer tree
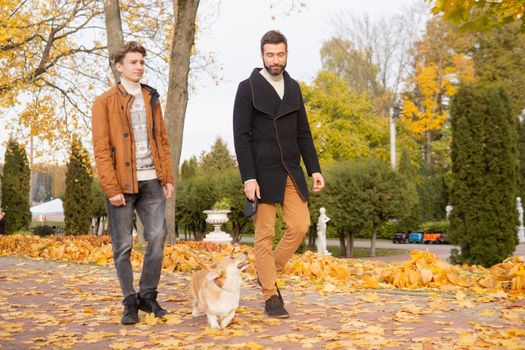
[397,148,421,232]
[1,139,31,233]
[64,139,93,235]
[449,84,518,267]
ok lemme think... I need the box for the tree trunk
[338,229,346,256]
[231,223,240,243]
[308,225,316,249]
[103,0,124,82]
[345,231,354,258]
[164,0,201,244]
[370,224,377,257]
[425,130,432,172]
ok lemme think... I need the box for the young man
[233,30,324,318]
[92,41,174,325]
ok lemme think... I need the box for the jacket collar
[249,68,300,118]
[116,82,159,107]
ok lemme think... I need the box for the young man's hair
[112,41,147,65]
[260,30,287,52]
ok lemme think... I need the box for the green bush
[33,225,55,236]
[419,220,449,234]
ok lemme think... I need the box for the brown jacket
[92,83,174,198]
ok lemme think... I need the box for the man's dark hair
[112,41,147,65]
[260,30,287,53]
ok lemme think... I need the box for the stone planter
[203,209,232,243]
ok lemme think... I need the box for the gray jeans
[106,180,167,298]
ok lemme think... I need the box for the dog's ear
[207,269,225,288]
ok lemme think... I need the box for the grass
[326,245,409,258]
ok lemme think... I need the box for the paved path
[1,256,524,349]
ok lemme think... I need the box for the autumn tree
[469,24,525,117]
[325,5,428,114]
[1,139,31,233]
[449,84,518,267]
[1,0,106,157]
[402,17,475,171]
[428,0,525,31]
[64,139,93,235]
[301,72,390,162]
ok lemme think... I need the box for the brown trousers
[254,176,310,300]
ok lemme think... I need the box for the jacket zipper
[272,119,306,201]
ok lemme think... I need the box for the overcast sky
[0,0,421,164]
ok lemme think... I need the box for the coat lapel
[276,71,300,118]
[249,68,300,118]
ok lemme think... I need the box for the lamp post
[390,102,403,170]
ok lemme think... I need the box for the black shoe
[257,277,284,304]
[121,294,139,325]
[138,291,167,317]
[264,295,289,318]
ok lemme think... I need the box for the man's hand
[312,172,325,192]
[163,183,174,199]
[244,180,261,201]
[109,193,126,206]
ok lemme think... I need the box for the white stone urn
[203,209,232,243]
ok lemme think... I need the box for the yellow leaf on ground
[363,276,379,288]
[144,313,158,326]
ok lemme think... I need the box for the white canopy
[30,199,64,222]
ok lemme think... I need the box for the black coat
[233,68,321,204]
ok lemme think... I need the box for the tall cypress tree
[64,139,93,235]
[449,84,518,267]
[518,119,525,199]
[397,148,421,231]
[1,139,31,233]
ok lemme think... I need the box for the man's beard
[263,61,286,76]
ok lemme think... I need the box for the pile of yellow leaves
[477,256,525,292]
[284,251,352,281]
[0,235,524,294]
[379,250,469,289]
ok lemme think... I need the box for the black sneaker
[264,295,289,318]
[138,291,167,318]
[121,294,139,325]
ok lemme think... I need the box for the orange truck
[423,232,442,244]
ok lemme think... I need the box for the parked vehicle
[437,232,448,244]
[408,231,424,243]
[392,232,409,244]
[423,232,441,244]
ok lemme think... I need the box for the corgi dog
[190,252,249,328]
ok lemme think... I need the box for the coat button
[124,184,129,188]
[125,161,130,166]
[124,133,129,137]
